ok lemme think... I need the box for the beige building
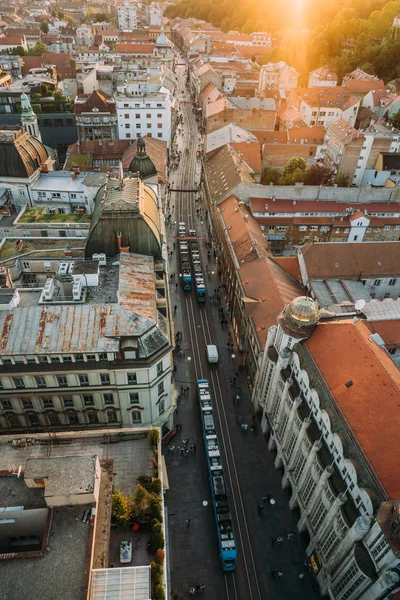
[252,297,400,599]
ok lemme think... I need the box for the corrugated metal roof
[0,304,151,355]
[119,253,157,322]
[90,566,151,600]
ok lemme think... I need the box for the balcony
[267,345,278,363]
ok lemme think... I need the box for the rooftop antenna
[355,299,366,312]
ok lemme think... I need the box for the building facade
[74,90,118,143]
[252,297,400,600]
[116,85,172,144]
[117,2,137,31]
[0,251,175,435]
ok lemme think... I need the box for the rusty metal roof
[0,253,168,355]
[119,253,157,322]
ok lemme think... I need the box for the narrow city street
[164,54,321,600]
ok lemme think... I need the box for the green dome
[128,136,157,180]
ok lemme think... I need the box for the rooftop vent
[345,381,353,388]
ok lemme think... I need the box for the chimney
[117,232,122,250]
[16,239,23,252]
[73,166,81,175]
[72,172,76,180]
[41,164,49,173]
[64,249,72,257]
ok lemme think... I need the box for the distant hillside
[166,0,400,82]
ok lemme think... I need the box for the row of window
[123,123,164,129]
[1,389,167,412]
[124,132,164,139]
[124,113,163,119]
[4,408,141,428]
[0,370,164,391]
[1,353,109,366]
[122,103,163,108]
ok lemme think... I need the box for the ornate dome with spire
[280,296,320,338]
[155,26,170,48]
[128,136,157,180]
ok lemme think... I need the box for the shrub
[154,548,165,565]
[137,475,152,491]
[150,478,162,495]
[150,456,158,469]
[149,498,162,522]
[154,573,162,587]
[111,489,130,525]
[148,428,159,450]
[151,518,160,529]
[155,585,165,600]
[130,483,152,519]
[151,561,162,577]
[150,525,164,551]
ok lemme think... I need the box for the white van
[206,345,219,364]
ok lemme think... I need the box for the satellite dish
[355,299,366,311]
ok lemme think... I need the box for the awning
[162,455,169,491]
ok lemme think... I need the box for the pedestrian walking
[276,537,283,544]
[174,305,177,313]
[270,537,277,545]
[175,283,178,290]
[265,493,271,502]
[186,519,191,527]
[185,386,189,394]
[241,423,248,432]
[193,443,196,452]
[287,532,296,540]
[189,588,196,596]
[298,573,305,581]
[200,585,206,592]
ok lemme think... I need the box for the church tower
[20,93,42,142]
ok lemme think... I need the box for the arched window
[67,411,79,425]
[46,412,60,426]
[7,413,20,428]
[132,410,142,424]
[87,410,99,425]
[107,409,118,424]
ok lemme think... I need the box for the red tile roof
[249,197,400,216]
[239,256,303,348]
[305,319,400,497]
[272,256,302,282]
[300,242,400,279]
[116,43,155,53]
[231,141,262,173]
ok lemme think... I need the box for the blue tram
[178,222,192,291]
[189,230,206,302]
[197,379,237,571]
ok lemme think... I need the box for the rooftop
[305,319,400,498]
[25,455,97,498]
[300,242,400,281]
[206,123,258,153]
[16,207,92,224]
[0,429,156,600]
[0,252,168,356]
[205,145,254,202]
[0,238,85,264]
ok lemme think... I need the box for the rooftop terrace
[16,207,92,224]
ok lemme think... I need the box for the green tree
[390,110,400,130]
[40,20,49,33]
[260,167,282,185]
[131,483,152,518]
[12,46,26,56]
[335,173,350,187]
[111,489,130,525]
[57,10,64,19]
[95,13,109,22]
[283,157,307,178]
[28,41,47,56]
[303,165,335,186]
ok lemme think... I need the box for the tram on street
[178,222,192,291]
[189,229,206,303]
[197,379,237,571]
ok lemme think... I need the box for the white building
[30,171,108,214]
[290,87,360,129]
[76,25,95,47]
[258,61,299,93]
[149,3,162,26]
[352,123,400,186]
[117,2,138,31]
[0,252,175,434]
[308,66,338,88]
[252,296,400,600]
[116,84,172,144]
